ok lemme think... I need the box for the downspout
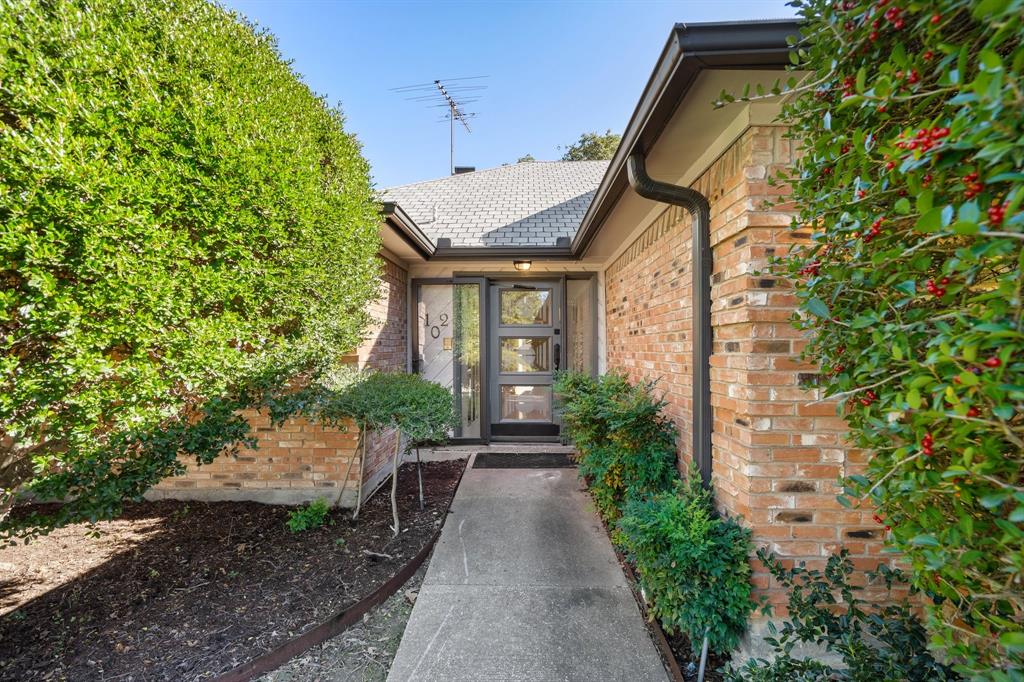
[626,152,713,486]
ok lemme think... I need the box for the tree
[517,154,536,163]
[284,369,457,536]
[723,0,1023,676]
[0,0,382,538]
[560,130,622,161]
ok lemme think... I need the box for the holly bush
[725,549,959,682]
[0,0,381,538]
[729,0,1023,675]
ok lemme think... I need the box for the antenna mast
[390,76,487,175]
[435,80,472,175]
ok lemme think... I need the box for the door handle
[553,343,560,371]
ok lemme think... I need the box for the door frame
[410,271,598,444]
[487,278,563,440]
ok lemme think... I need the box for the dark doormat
[473,452,577,469]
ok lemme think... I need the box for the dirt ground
[0,459,464,682]
[258,563,427,682]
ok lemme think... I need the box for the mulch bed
[0,459,465,682]
[662,631,729,682]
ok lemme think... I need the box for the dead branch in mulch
[0,459,465,682]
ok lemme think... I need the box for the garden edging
[212,463,466,682]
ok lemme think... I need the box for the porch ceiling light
[513,260,532,272]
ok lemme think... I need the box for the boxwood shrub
[615,477,756,657]
[554,371,677,519]
[0,0,381,538]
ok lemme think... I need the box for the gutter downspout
[627,152,713,486]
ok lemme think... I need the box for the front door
[488,281,562,438]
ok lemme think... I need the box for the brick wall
[152,254,408,507]
[604,126,888,613]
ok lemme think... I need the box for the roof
[573,19,800,255]
[381,160,609,248]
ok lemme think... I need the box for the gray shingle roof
[380,160,610,248]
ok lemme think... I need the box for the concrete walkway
[387,459,669,682]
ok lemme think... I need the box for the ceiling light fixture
[513,260,532,272]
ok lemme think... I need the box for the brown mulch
[0,459,465,682]
[662,631,729,682]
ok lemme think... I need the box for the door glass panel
[455,283,481,439]
[566,278,596,375]
[500,289,551,326]
[499,385,552,421]
[500,337,550,373]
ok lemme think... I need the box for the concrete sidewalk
[387,460,669,682]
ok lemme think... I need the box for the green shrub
[286,498,331,533]
[283,368,458,445]
[725,549,960,682]
[615,477,756,656]
[554,371,677,520]
[724,0,1024,673]
[0,0,381,538]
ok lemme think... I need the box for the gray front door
[488,281,561,438]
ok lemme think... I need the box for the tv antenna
[391,76,487,175]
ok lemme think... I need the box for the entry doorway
[488,281,561,438]
[411,274,597,443]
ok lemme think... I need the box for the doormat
[473,452,576,469]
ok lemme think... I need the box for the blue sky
[223,1,796,188]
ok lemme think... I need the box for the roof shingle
[380,160,610,248]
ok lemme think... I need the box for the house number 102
[424,312,449,339]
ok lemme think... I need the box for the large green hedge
[0,0,382,537]
[721,0,1022,675]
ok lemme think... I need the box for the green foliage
[0,0,381,538]
[281,369,458,446]
[560,129,622,161]
[554,371,678,520]
[615,477,756,656]
[517,154,536,163]
[286,498,330,533]
[723,0,1024,674]
[725,549,960,682]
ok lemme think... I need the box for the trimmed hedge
[0,0,382,538]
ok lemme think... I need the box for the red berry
[869,31,879,41]
[885,161,895,170]
[967,406,980,418]
[885,524,892,531]
[940,276,949,285]
[984,357,1002,368]
[988,202,1008,226]
[923,50,934,60]
[931,13,941,24]
[873,514,884,524]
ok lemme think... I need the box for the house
[156,18,885,636]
